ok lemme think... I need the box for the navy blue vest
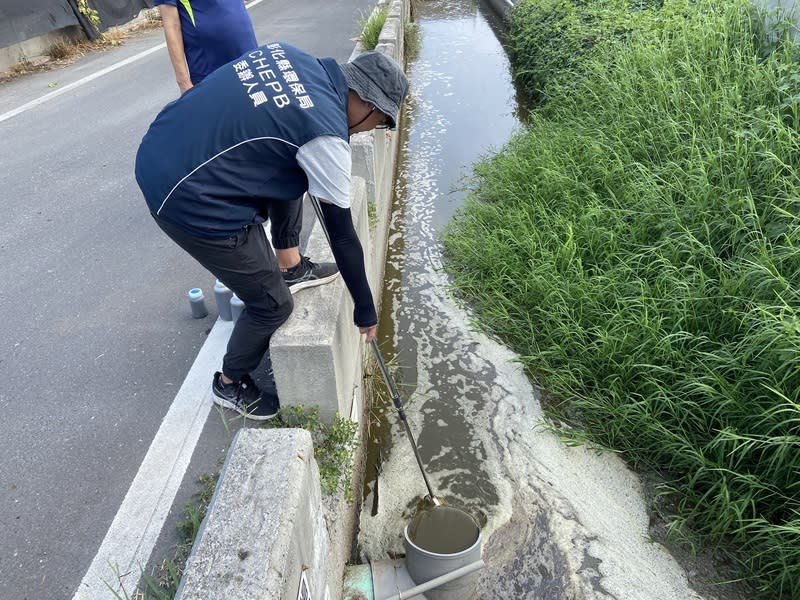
[135,42,350,238]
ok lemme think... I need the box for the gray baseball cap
[340,51,409,129]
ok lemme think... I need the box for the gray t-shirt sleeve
[296,136,352,208]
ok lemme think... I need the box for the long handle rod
[370,339,438,502]
[308,194,438,503]
[308,194,330,246]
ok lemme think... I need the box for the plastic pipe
[378,559,485,600]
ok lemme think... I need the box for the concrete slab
[176,428,330,600]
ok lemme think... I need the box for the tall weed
[506,0,762,104]
[444,0,800,596]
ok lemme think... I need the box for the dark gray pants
[154,200,300,381]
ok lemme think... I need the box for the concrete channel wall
[175,2,409,600]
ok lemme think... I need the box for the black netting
[93,0,152,30]
[0,0,78,46]
[0,0,153,48]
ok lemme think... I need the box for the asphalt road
[0,1,374,597]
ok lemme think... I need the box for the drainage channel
[355,0,537,590]
[358,0,518,549]
[350,1,737,599]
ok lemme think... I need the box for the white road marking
[0,44,166,124]
[71,320,232,599]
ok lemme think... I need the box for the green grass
[269,405,360,501]
[404,20,421,62]
[507,0,677,103]
[358,4,389,50]
[443,0,800,597]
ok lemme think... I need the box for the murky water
[358,0,518,541]
[407,506,480,554]
[356,2,736,599]
[354,0,518,555]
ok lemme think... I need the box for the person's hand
[359,324,378,343]
[178,79,193,94]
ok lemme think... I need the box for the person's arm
[157,4,193,93]
[317,199,378,343]
[298,138,378,342]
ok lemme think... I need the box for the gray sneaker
[211,372,278,421]
[282,256,339,294]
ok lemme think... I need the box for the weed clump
[47,40,74,61]
[358,5,389,50]
[269,405,360,501]
[508,0,719,104]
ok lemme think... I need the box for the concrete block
[378,21,400,57]
[176,428,329,600]
[271,178,370,422]
[350,135,386,295]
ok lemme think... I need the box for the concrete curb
[270,177,370,423]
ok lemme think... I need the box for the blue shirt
[154,0,257,84]
[135,42,350,239]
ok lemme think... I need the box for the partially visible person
[154,0,258,93]
[135,44,409,421]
